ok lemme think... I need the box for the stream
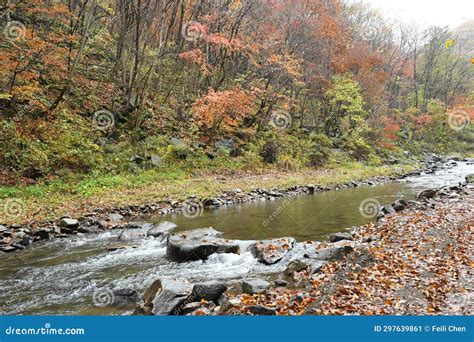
[0,161,472,315]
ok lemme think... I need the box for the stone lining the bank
[134,181,473,316]
[0,156,466,254]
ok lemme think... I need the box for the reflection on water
[0,161,472,315]
[143,160,473,241]
[155,182,407,241]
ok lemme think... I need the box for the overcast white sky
[363,0,474,29]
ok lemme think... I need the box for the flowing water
[0,161,472,315]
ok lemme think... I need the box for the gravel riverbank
[214,184,474,316]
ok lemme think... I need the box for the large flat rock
[250,237,295,265]
[141,278,227,315]
[147,221,177,239]
[151,278,194,315]
[166,228,240,262]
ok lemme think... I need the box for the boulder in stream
[58,218,79,229]
[151,278,194,315]
[466,174,474,183]
[242,279,271,295]
[250,237,295,265]
[313,245,353,261]
[329,232,353,242]
[147,221,177,239]
[166,228,240,262]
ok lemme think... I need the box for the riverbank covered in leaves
[228,184,474,315]
[136,181,473,316]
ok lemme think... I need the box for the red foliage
[192,87,256,138]
[179,49,211,75]
[376,116,401,149]
[411,114,432,129]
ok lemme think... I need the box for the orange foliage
[410,114,432,129]
[192,87,256,137]
[179,49,211,75]
[0,0,77,112]
[376,116,401,149]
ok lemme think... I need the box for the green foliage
[340,134,373,160]
[48,112,102,172]
[0,111,102,178]
[325,73,367,138]
[307,133,332,167]
[322,74,374,159]
[426,99,445,115]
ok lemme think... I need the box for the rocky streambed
[0,154,467,252]
[0,156,472,315]
[135,181,474,316]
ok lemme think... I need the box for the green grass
[0,167,190,198]
[0,160,421,225]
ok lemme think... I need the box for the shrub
[307,133,332,167]
[261,141,279,163]
[324,73,367,138]
[0,111,102,178]
[341,135,373,160]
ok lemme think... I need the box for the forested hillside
[0,0,473,319]
[0,0,473,185]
